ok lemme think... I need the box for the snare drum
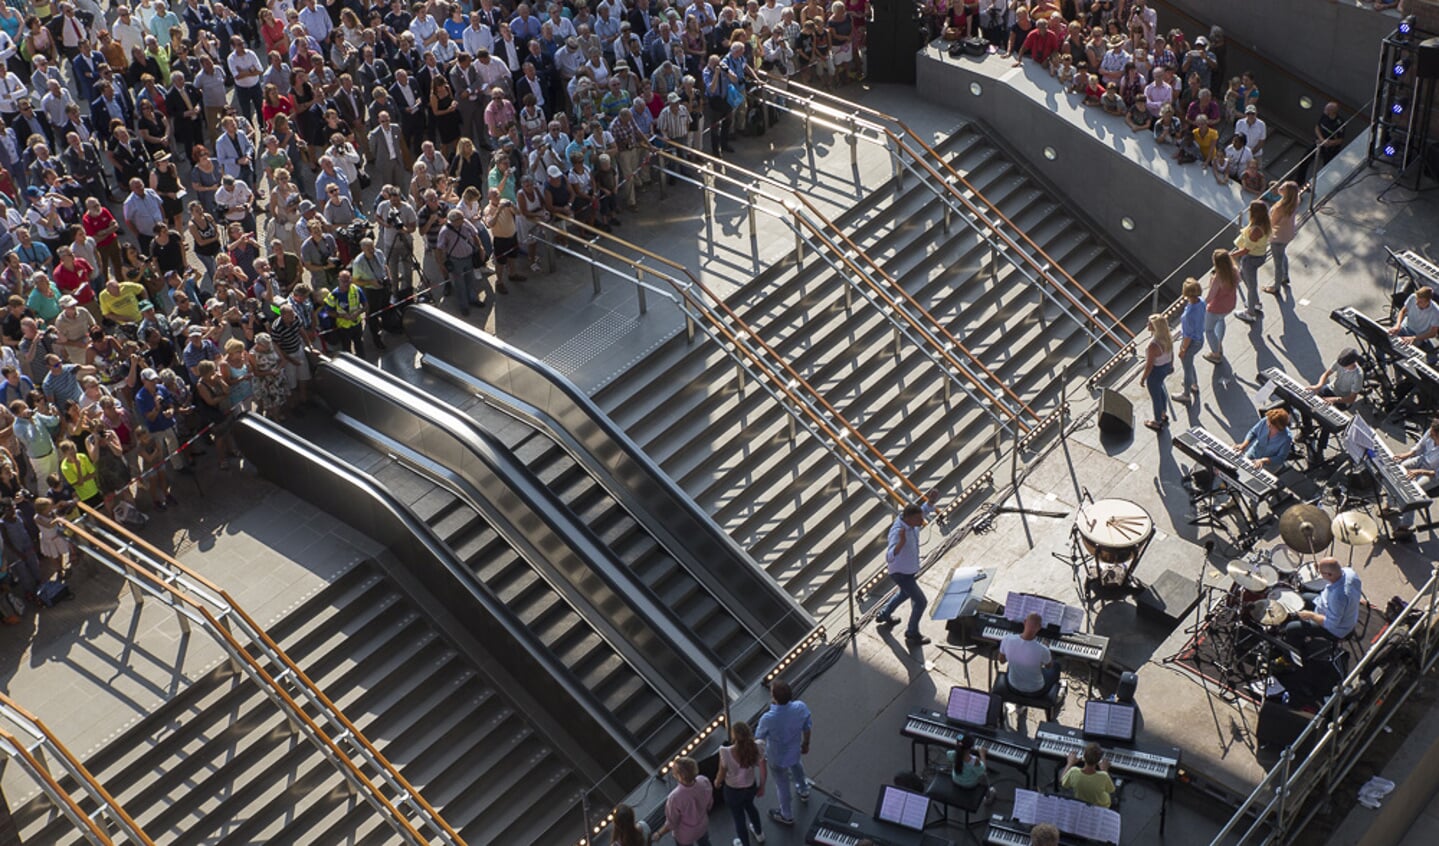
[1249,587,1303,627]
[1234,563,1280,604]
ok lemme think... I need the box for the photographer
[299,221,342,290]
[374,185,418,299]
[349,238,392,351]
[214,174,256,234]
[323,271,368,356]
[434,209,491,317]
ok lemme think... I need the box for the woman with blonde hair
[1262,181,1304,296]
[1232,199,1272,323]
[1202,248,1240,364]
[1141,313,1174,431]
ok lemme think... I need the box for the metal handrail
[60,506,467,846]
[658,142,1040,433]
[532,215,922,504]
[0,694,154,846]
[1211,566,1439,844]
[755,74,1136,352]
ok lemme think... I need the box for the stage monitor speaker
[1417,36,1439,79]
[1256,700,1312,751]
[1115,672,1138,703]
[866,0,925,85]
[1136,569,1201,623]
[1097,388,1134,436]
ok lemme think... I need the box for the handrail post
[587,238,602,294]
[746,184,759,242]
[847,114,859,168]
[634,268,647,314]
[685,313,697,343]
[803,97,814,149]
[702,166,716,221]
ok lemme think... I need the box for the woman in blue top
[1235,407,1292,470]
[947,734,989,789]
[1172,277,1205,406]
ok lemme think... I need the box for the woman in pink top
[1202,248,1240,364]
[1262,181,1303,295]
[654,757,714,846]
[716,721,768,846]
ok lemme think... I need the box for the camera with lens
[383,208,404,228]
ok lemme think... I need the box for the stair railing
[59,505,467,846]
[659,141,1041,436]
[530,215,923,505]
[752,74,1136,354]
[0,693,155,846]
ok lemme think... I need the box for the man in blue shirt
[40,354,91,406]
[755,679,812,827]
[134,367,189,472]
[1283,557,1361,650]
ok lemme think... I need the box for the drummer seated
[1392,417,1439,540]
[1233,408,1293,472]
[1281,557,1361,650]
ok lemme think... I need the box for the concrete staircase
[594,122,1149,619]
[14,560,590,845]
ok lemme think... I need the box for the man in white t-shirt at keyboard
[997,613,1059,695]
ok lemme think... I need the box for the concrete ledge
[917,45,1243,283]
[1327,684,1439,846]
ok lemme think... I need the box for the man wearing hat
[1234,104,1268,163]
[1098,35,1130,86]
[1182,35,1216,90]
[134,366,190,472]
[53,294,95,363]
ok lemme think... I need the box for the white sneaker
[752,826,765,843]
[734,839,743,846]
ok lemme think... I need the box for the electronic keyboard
[1367,435,1430,513]
[902,709,1036,768]
[986,818,1085,846]
[1390,249,1439,289]
[1173,426,1280,502]
[805,802,947,846]
[1034,722,1181,782]
[1260,367,1352,434]
[973,613,1108,665]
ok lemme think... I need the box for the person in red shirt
[52,247,96,307]
[81,196,122,286]
[1012,18,1060,68]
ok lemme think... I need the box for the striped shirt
[270,315,305,354]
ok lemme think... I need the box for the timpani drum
[1075,499,1155,563]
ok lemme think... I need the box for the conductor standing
[876,490,940,645]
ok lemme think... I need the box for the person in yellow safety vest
[324,271,368,356]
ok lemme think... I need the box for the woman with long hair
[1232,199,1272,323]
[1141,313,1175,431]
[716,720,767,846]
[608,803,650,846]
[1202,248,1240,364]
[1262,181,1303,296]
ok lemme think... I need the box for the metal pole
[685,314,697,344]
[804,98,814,148]
[588,239,602,294]
[794,222,804,265]
[634,268,647,314]
[847,116,859,167]
[702,168,716,221]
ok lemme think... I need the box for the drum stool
[992,671,1064,724]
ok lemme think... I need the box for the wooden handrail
[62,509,466,846]
[758,75,1136,350]
[534,216,922,503]
[0,723,120,846]
[660,142,1042,430]
[0,693,156,846]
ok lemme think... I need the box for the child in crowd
[1081,72,1106,106]
[1240,161,1268,196]
[1056,54,1076,88]
[1126,94,1153,132]
[33,497,70,578]
[1101,83,1125,115]
[1222,77,1243,122]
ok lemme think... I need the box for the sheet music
[1251,378,1277,411]
[945,687,991,727]
[932,566,989,620]
[876,786,929,831]
[1083,700,1136,741]
[1345,415,1378,463]
[1011,789,1121,845]
[1003,592,1083,633]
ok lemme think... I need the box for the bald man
[998,612,1059,695]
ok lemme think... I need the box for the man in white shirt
[875,494,939,645]
[463,12,495,56]
[756,0,785,36]
[111,6,149,59]
[998,613,1058,695]
[1391,286,1439,349]
[1234,105,1268,161]
[226,36,265,126]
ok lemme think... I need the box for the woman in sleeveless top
[188,201,223,285]
[1262,182,1302,296]
[190,146,223,215]
[223,338,255,415]
[1203,248,1239,364]
[86,424,134,516]
[150,153,184,227]
[715,720,767,846]
[1003,5,1033,58]
[1142,312,1175,431]
[194,360,236,470]
[1232,199,1272,323]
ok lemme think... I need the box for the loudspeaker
[1097,388,1134,436]
[1136,569,1201,623]
[867,0,926,84]
[1115,672,1138,703]
[1256,700,1312,750]
[1417,37,1439,79]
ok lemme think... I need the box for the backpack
[37,580,72,608]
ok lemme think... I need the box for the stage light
[1384,139,1399,157]
[1392,99,1407,116]
[1394,58,1410,78]
[1399,15,1416,37]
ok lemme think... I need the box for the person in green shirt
[1061,742,1116,808]
[58,440,102,508]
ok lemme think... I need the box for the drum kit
[1184,502,1378,691]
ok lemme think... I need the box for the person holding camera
[350,238,392,351]
[300,220,342,290]
[434,209,491,317]
[214,173,256,234]
[374,185,418,299]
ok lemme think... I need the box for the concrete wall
[1159,0,1397,110]
[916,51,1238,285]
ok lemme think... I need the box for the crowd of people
[0,0,882,619]
[932,0,1348,193]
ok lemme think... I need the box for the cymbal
[1249,599,1290,627]
[1227,561,1277,592]
[1279,503,1334,552]
[1332,511,1380,546]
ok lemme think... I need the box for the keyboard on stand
[985,818,1085,846]
[902,709,1036,775]
[974,614,1109,666]
[1260,367,1352,435]
[806,802,948,846]
[1172,427,1280,502]
[1034,723,1181,782]
[1367,436,1430,514]
[1389,248,1439,289]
